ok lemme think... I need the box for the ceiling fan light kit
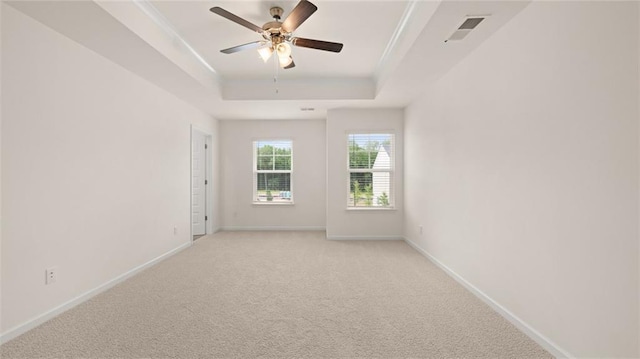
[210,0,343,70]
[279,55,294,68]
[276,42,292,58]
[257,46,273,62]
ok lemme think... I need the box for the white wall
[326,109,403,239]
[404,2,638,357]
[219,120,326,230]
[1,4,218,337]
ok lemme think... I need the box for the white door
[192,130,206,235]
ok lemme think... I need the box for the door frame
[190,125,213,242]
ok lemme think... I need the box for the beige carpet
[1,231,551,358]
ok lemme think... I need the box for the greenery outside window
[347,133,394,208]
[253,140,293,204]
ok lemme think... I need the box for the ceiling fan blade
[284,58,296,69]
[210,7,264,34]
[292,37,343,53]
[221,41,264,54]
[281,0,317,33]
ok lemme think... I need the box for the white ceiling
[7,0,532,120]
[150,1,408,80]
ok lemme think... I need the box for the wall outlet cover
[45,267,58,285]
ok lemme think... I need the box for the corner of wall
[637,2,640,355]
[0,0,4,336]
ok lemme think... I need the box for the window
[253,140,293,203]
[347,133,394,208]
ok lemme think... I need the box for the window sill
[346,207,396,211]
[253,202,295,206]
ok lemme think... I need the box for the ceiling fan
[210,0,343,69]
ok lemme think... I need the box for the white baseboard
[327,235,404,240]
[403,237,572,359]
[0,242,192,345]
[220,226,326,231]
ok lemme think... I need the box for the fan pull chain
[273,55,279,94]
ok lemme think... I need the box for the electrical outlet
[173,226,178,235]
[419,225,423,235]
[45,267,57,285]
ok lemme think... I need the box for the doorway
[191,127,212,241]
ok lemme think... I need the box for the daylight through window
[253,140,293,203]
[347,133,394,208]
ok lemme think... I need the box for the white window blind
[347,133,394,208]
[253,140,293,203]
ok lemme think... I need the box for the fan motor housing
[262,6,290,39]
[269,6,283,20]
[262,21,282,33]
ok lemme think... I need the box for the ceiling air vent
[445,16,488,42]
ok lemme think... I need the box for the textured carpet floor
[1,231,551,358]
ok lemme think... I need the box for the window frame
[346,132,395,210]
[252,139,294,205]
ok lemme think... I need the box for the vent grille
[445,16,488,42]
[458,17,484,30]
